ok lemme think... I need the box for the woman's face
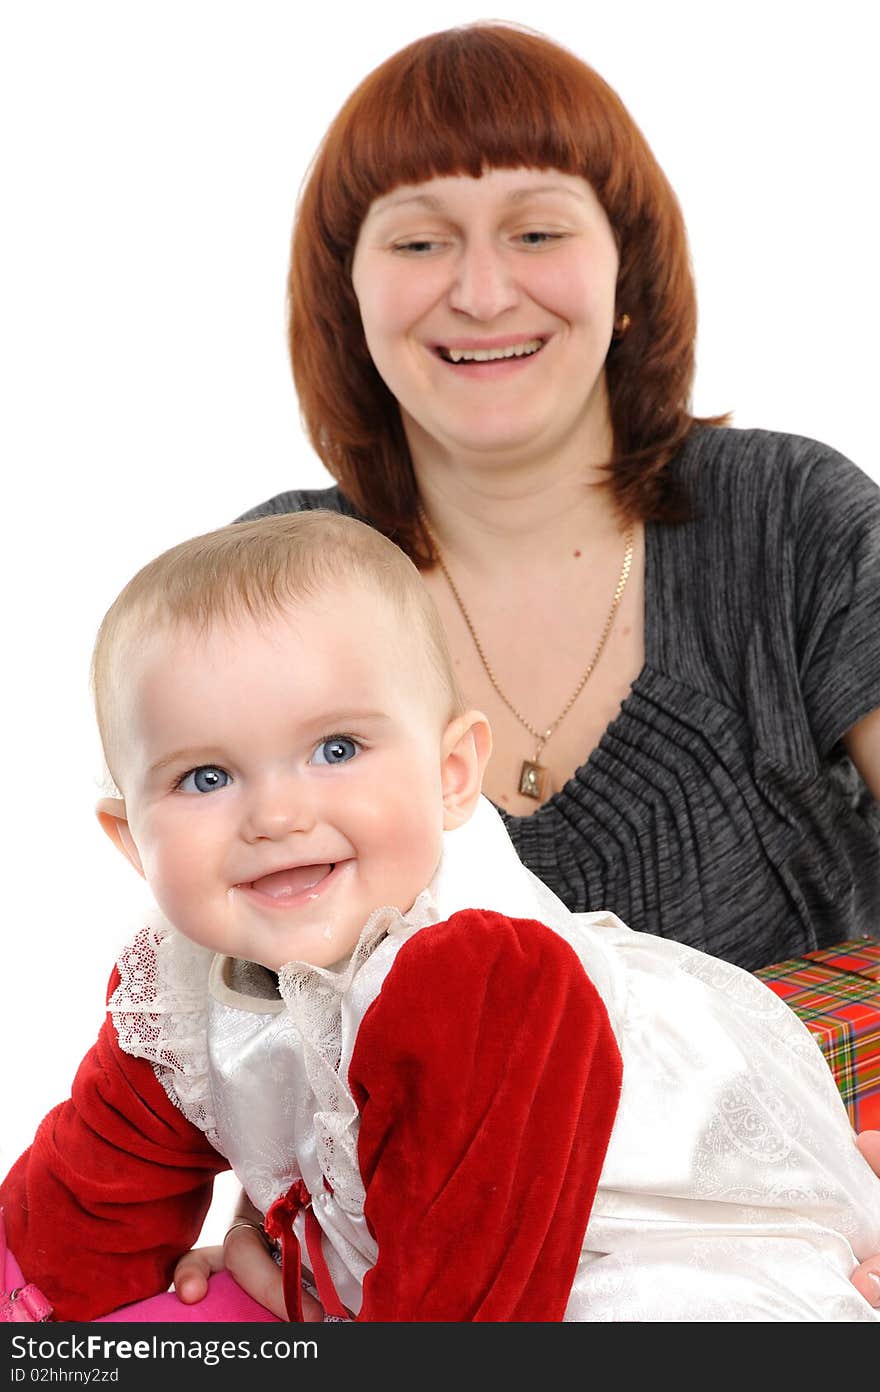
[351,167,620,468]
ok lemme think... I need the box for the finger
[855,1129,880,1176]
[224,1224,288,1320]
[172,1244,225,1304]
[850,1253,880,1308]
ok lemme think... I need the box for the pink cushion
[96,1271,281,1323]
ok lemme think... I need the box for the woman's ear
[440,710,493,830]
[96,797,146,878]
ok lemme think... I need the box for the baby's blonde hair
[92,511,464,784]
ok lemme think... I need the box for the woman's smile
[434,333,546,362]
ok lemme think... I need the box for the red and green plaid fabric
[754,940,880,1130]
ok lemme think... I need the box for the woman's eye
[177,765,231,794]
[392,239,441,255]
[311,737,360,766]
[517,231,561,246]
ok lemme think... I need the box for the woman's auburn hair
[288,23,725,562]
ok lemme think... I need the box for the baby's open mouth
[436,336,545,364]
[243,864,335,899]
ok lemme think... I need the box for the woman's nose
[447,239,519,320]
[241,775,316,842]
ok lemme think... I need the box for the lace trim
[108,916,217,1136]
[276,891,437,1210]
[108,890,439,1176]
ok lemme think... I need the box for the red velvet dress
[1,890,621,1321]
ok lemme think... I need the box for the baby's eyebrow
[308,710,392,729]
[146,714,393,777]
[147,748,225,777]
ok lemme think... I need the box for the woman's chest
[421,549,646,816]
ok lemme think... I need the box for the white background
[2,0,878,1257]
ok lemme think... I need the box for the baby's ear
[96,797,145,878]
[441,710,493,830]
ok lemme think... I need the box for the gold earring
[612,312,631,340]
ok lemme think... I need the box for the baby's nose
[242,775,316,841]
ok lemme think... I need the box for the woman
[175,21,880,1314]
[243,22,880,968]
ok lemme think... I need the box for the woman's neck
[407,403,623,572]
[413,456,625,576]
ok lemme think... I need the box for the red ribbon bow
[264,1180,311,1321]
[264,1180,351,1322]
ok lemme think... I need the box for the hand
[172,1194,324,1321]
[852,1131,880,1307]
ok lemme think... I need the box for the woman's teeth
[441,338,543,363]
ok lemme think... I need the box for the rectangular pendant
[519,759,547,801]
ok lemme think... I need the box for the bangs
[317,26,625,236]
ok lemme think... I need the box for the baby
[2,511,879,1322]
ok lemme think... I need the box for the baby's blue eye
[311,737,359,766]
[178,765,231,794]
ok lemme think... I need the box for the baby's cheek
[142,842,204,920]
[389,805,444,894]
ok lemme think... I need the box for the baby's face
[108,583,456,970]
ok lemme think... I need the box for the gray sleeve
[234,485,364,525]
[795,450,880,754]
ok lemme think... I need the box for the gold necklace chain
[420,508,635,800]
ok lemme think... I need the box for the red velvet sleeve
[349,909,622,1322]
[0,969,229,1321]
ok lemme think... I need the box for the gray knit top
[238,427,880,971]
